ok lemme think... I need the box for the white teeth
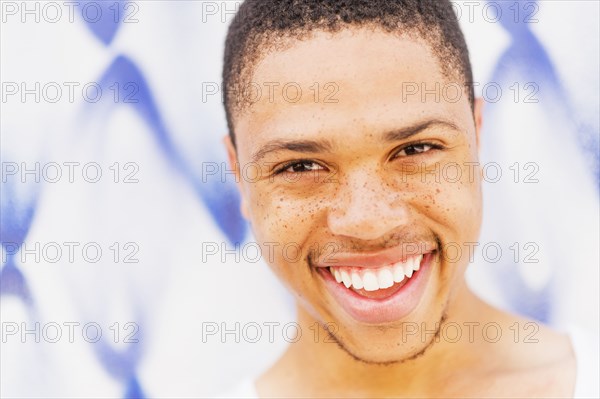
[329,254,424,291]
[332,268,343,283]
[414,254,422,271]
[362,270,379,291]
[405,255,423,277]
[341,270,352,288]
[351,271,364,289]
[393,262,406,283]
[377,268,394,289]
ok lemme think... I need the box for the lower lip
[317,253,435,324]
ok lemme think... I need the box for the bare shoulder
[470,311,577,398]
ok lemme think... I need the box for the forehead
[234,28,472,153]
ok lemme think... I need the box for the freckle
[436,189,440,193]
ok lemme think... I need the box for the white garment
[569,326,600,399]
[217,379,257,398]
[221,327,599,398]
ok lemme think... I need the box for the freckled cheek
[397,164,482,235]
[246,186,328,269]
[252,196,319,236]
[427,176,482,242]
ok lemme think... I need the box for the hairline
[226,25,474,146]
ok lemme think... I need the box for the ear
[473,97,484,151]
[223,135,250,220]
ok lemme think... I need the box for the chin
[318,305,449,365]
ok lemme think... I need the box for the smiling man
[221,1,583,397]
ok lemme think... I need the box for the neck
[259,281,497,397]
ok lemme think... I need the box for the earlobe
[223,135,250,220]
[223,134,238,173]
[473,97,484,150]
[240,198,250,220]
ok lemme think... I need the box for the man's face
[227,28,483,363]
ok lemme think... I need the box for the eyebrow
[382,120,461,142]
[251,139,334,163]
[251,119,461,163]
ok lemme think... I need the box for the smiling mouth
[315,249,436,324]
[329,255,423,291]
[328,254,422,298]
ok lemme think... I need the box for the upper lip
[312,241,436,269]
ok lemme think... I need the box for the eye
[276,160,325,174]
[394,142,440,158]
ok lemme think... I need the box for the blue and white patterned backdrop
[1,1,598,397]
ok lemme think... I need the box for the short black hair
[223,0,474,145]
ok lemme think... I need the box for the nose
[327,166,411,241]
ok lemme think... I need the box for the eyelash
[273,159,325,175]
[391,142,444,159]
[273,142,443,175]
